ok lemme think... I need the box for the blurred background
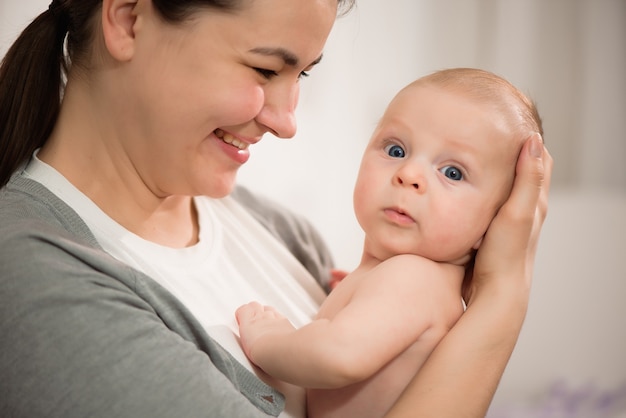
[2,0,625,416]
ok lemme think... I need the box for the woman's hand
[465,133,553,305]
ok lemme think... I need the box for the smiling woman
[0,0,351,416]
[0,0,551,417]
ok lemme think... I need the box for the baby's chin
[442,249,476,268]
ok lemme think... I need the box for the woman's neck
[37,82,200,248]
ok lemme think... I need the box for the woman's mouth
[215,129,249,150]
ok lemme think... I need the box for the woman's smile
[215,129,251,150]
[212,129,254,165]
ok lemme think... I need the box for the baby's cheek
[444,206,491,249]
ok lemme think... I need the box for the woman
[0,0,552,417]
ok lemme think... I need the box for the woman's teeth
[215,129,249,150]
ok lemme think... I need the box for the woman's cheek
[225,84,266,124]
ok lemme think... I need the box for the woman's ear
[101,0,140,61]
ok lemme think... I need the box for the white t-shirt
[24,155,326,418]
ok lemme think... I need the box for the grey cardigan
[0,172,335,418]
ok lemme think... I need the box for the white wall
[0,1,45,48]
[2,0,625,413]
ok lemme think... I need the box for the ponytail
[0,6,68,188]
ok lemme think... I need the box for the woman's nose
[256,82,299,139]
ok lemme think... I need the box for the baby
[236,67,543,418]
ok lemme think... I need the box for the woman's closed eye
[253,67,278,79]
[254,68,310,80]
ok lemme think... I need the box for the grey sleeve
[0,221,280,418]
[231,185,336,292]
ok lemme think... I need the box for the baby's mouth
[215,129,249,150]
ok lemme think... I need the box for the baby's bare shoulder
[368,255,464,315]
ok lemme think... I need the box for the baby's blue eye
[441,166,463,181]
[385,144,405,158]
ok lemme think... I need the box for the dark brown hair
[0,0,356,188]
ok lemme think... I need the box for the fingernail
[529,133,543,158]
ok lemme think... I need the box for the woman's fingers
[499,133,546,233]
[471,133,552,292]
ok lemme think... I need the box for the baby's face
[353,84,522,265]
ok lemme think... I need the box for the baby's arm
[236,255,461,389]
[236,301,350,388]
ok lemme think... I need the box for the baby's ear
[472,236,484,250]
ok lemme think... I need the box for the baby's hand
[329,268,348,290]
[235,302,295,363]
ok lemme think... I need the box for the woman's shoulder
[0,172,107,288]
[1,172,98,245]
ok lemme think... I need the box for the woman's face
[114,0,337,198]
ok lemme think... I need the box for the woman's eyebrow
[249,47,323,68]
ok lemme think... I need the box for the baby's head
[354,68,543,265]
[415,68,543,195]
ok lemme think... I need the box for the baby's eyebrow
[249,47,323,68]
